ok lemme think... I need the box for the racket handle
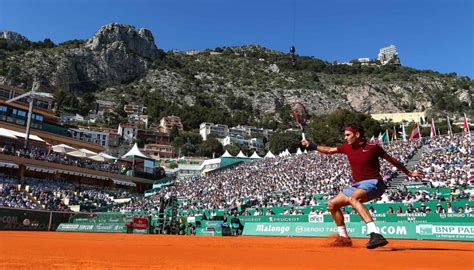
[302,133,306,140]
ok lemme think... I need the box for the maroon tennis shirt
[336,140,387,184]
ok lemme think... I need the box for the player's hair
[343,123,365,138]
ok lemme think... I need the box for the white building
[118,123,138,142]
[69,128,109,148]
[378,45,398,65]
[221,134,264,151]
[200,122,229,141]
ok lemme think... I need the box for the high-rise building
[378,45,399,65]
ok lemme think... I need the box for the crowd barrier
[0,207,74,231]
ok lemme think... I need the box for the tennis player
[302,123,423,249]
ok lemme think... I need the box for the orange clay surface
[0,232,473,270]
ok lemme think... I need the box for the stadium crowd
[115,137,431,213]
[0,175,136,211]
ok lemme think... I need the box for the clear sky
[1,0,472,77]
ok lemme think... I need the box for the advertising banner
[242,222,474,241]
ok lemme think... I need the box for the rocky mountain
[0,23,472,129]
[0,31,30,45]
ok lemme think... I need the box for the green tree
[267,131,300,154]
[224,144,240,156]
[198,137,224,158]
[307,109,381,146]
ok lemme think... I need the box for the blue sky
[1,0,472,77]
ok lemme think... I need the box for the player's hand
[407,171,423,178]
[301,139,311,147]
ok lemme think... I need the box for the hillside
[0,23,472,130]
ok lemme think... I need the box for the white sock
[337,226,348,237]
[366,222,379,234]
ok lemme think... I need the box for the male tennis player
[302,123,423,249]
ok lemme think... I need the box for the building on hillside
[142,144,176,159]
[371,111,427,124]
[118,123,138,142]
[128,113,149,128]
[60,114,84,124]
[69,128,109,148]
[378,45,399,65]
[136,129,171,145]
[221,134,264,151]
[123,104,147,115]
[200,122,229,141]
[159,116,183,133]
[200,122,274,142]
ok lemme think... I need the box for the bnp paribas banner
[242,222,474,241]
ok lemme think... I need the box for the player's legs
[328,193,350,226]
[328,193,352,247]
[346,180,389,249]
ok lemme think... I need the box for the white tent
[89,152,117,162]
[52,144,77,154]
[236,151,247,158]
[250,151,261,159]
[122,143,149,159]
[99,152,117,160]
[7,129,44,142]
[264,151,275,158]
[296,148,302,155]
[66,150,87,158]
[304,149,308,154]
[88,155,105,162]
[220,150,234,158]
[0,128,18,139]
[79,148,97,156]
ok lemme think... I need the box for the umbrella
[52,144,77,153]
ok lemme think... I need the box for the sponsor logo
[256,224,290,234]
[22,219,31,226]
[308,215,324,223]
[416,224,474,236]
[361,225,407,235]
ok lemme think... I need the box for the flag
[376,132,382,144]
[401,124,407,141]
[430,118,436,139]
[409,122,421,140]
[447,116,452,136]
[381,130,390,144]
[463,113,471,136]
[369,135,375,143]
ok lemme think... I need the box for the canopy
[0,128,18,139]
[296,148,302,155]
[52,144,77,154]
[99,152,117,160]
[236,150,247,158]
[8,129,44,142]
[220,150,234,158]
[264,151,275,158]
[122,143,149,159]
[250,151,261,159]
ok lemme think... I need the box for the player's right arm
[301,139,338,154]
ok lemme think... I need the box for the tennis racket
[292,102,309,140]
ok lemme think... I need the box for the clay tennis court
[1,232,472,270]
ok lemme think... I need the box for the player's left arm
[382,153,424,178]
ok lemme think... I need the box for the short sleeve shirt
[336,141,387,183]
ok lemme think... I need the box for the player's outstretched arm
[301,139,338,154]
[382,153,424,178]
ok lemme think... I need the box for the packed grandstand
[1,134,471,225]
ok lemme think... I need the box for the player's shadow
[379,247,472,252]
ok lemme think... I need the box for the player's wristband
[307,142,317,151]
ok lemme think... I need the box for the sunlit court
[1,232,473,270]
